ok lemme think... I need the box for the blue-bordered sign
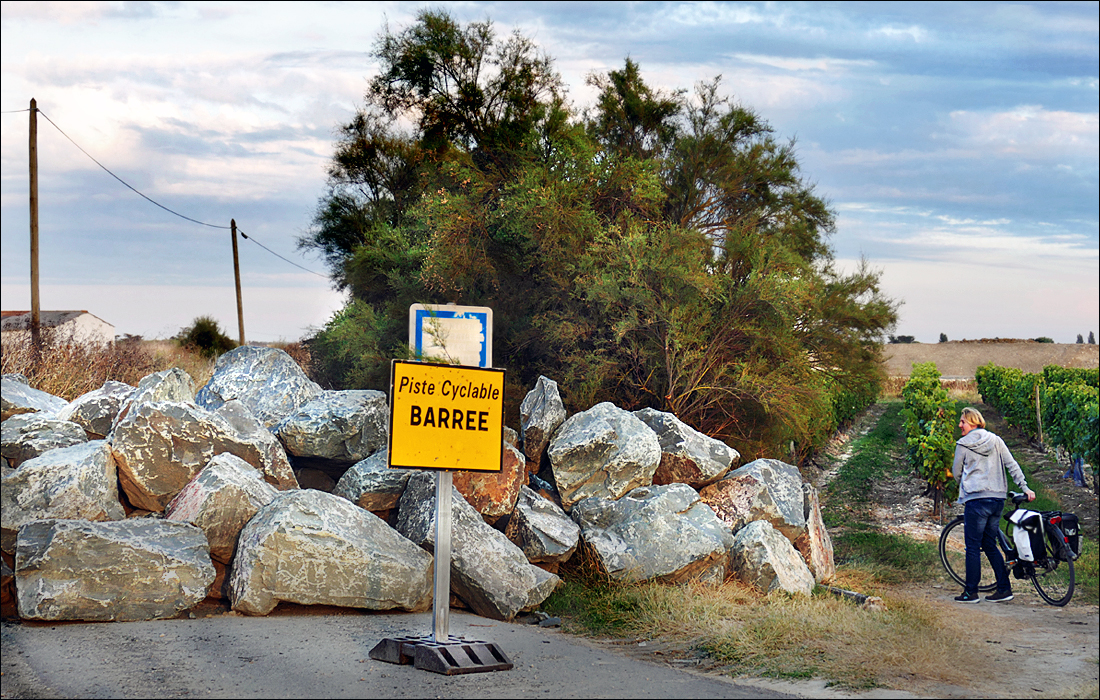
[409,304,493,368]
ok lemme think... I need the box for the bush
[175,316,237,358]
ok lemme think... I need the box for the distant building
[1,310,115,346]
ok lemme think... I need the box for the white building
[1,310,116,346]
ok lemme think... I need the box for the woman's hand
[1025,489,1036,501]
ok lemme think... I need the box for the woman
[951,407,1035,603]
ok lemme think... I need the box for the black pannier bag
[1052,512,1080,560]
[1007,509,1046,562]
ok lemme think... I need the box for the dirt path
[811,401,1099,698]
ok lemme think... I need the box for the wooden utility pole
[231,219,245,345]
[29,98,41,352]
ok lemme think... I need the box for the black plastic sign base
[369,635,513,675]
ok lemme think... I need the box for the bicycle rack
[369,634,513,675]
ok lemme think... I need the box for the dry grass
[1,332,214,401]
[550,576,1013,691]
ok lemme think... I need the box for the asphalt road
[1,606,792,699]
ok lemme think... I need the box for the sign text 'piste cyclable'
[388,360,505,472]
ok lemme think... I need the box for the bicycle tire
[938,516,998,592]
[1031,524,1075,606]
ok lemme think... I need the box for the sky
[1,1,1097,345]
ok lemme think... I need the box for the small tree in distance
[1077,334,1084,344]
[176,316,237,358]
[1090,331,1096,344]
[939,333,948,343]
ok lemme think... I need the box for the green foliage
[939,333,948,343]
[175,316,236,358]
[301,10,899,457]
[900,363,957,514]
[978,362,1099,475]
[888,335,914,344]
[1034,336,1054,343]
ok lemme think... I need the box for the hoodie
[952,428,1029,503]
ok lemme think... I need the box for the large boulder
[794,483,835,583]
[213,400,298,490]
[1,414,88,468]
[396,472,560,621]
[165,453,280,564]
[519,376,567,476]
[1,441,126,553]
[112,368,196,429]
[195,346,322,430]
[504,485,580,567]
[332,448,411,512]
[634,408,739,489]
[273,390,388,464]
[229,489,433,616]
[110,401,296,512]
[452,441,526,521]
[57,380,134,439]
[547,402,661,512]
[1,376,67,421]
[699,458,807,541]
[571,483,734,584]
[15,518,214,621]
[728,519,815,596]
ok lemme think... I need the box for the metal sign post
[369,305,512,675]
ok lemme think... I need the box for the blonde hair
[961,407,986,429]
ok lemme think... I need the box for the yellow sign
[388,360,505,472]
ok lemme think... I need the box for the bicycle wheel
[939,517,997,592]
[1031,525,1075,606]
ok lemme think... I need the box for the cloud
[943,106,1100,162]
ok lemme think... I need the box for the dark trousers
[964,497,1011,594]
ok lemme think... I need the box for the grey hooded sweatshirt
[952,428,1029,504]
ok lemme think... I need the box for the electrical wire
[29,107,328,278]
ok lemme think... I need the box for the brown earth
[883,342,1099,379]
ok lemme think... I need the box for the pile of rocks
[1,347,834,624]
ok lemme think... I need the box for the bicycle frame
[938,492,1075,606]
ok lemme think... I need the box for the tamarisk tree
[299,10,898,459]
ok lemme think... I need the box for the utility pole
[231,219,245,345]
[29,98,41,353]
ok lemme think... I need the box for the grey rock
[634,408,739,489]
[1,414,88,468]
[229,489,433,616]
[396,472,560,621]
[520,376,567,474]
[728,519,815,595]
[1,441,126,553]
[504,486,580,564]
[571,483,734,584]
[333,449,411,511]
[195,346,323,429]
[214,400,298,490]
[548,402,661,512]
[165,453,280,564]
[58,380,134,439]
[1,377,67,421]
[15,518,214,621]
[113,368,196,430]
[699,458,807,541]
[274,390,388,463]
[110,401,296,512]
[794,483,836,583]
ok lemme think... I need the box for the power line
[29,106,329,278]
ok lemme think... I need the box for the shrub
[175,316,237,358]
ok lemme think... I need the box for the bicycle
[939,492,1076,606]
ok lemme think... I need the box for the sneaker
[954,591,980,603]
[986,590,1014,602]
